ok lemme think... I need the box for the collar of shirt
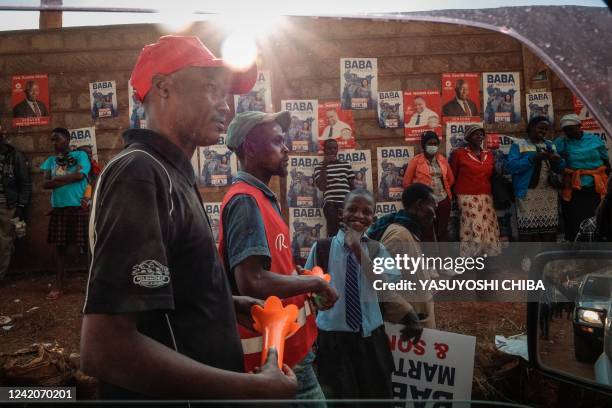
[235,171,278,201]
[122,129,196,185]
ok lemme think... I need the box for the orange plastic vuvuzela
[302,266,331,283]
[251,296,301,369]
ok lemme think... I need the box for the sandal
[46,290,62,300]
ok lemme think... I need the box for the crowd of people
[0,33,610,402]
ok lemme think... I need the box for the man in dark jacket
[0,121,32,279]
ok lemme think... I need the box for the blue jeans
[293,351,326,407]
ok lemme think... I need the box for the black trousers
[316,326,394,400]
[562,186,601,241]
[323,201,343,237]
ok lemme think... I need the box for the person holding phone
[506,116,565,242]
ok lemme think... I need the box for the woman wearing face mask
[403,131,454,241]
[449,125,501,257]
[505,116,565,242]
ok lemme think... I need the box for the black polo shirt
[84,129,244,399]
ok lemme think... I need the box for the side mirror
[528,250,612,394]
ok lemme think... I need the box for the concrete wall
[0,17,572,272]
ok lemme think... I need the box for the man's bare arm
[234,256,338,309]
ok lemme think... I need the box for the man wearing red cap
[80,36,296,400]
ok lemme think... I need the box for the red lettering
[413,340,426,356]
[434,343,449,359]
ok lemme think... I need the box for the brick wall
[0,17,572,272]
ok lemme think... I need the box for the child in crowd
[304,189,419,400]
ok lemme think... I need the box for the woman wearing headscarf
[505,116,565,241]
[403,131,454,241]
[449,125,501,257]
[555,113,610,241]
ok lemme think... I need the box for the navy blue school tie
[345,249,362,331]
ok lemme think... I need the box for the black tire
[574,332,596,363]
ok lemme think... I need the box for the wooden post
[39,0,63,29]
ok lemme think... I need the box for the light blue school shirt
[304,229,400,337]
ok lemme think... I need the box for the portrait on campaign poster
[89,80,118,119]
[204,202,222,244]
[69,127,98,162]
[282,100,318,153]
[129,83,146,129]
[377,147,414,201]
[12,74,50,127]
[445,121,484,157]
[340,58,378,110]
[337,150,373,192]
[573,95,599,130]
[287,155,323,208]
[526,90,554,123]
[234,70,272,114]
[483,72,521,124]
[317,101,356,151]
[198,134,237,187]
[404,90,442,142]
[377,91,404,129]
[441,73,481,120]
[290,207,326,266]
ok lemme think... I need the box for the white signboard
[386,324,476,404]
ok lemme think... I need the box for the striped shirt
[314,160,354,204]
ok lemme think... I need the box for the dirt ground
[0,270,598,406]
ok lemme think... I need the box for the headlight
[577,309,605,326]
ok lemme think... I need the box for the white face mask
[425,145,439,155]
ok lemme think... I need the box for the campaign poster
[89,80,118,119]
[198,134,237,187]
[69,127,98,161]
[287,155,324,208]
[337,149,373,192]
[204,202,222,245]
[289,207,326,266]
[526,90,554,123]
[12,74,50,127]
[317,101,356,151]
[234,70,273,114]
[441,73,481,120]
[282,99,318,153]
[341,58,378,110]
[128,83,146,129]
[386,324,476,403]
[377,146,414,201]
[573,95,599,130]
[375,202,401,219]
[585,129,612,161]
[445,121,484,157]
[483,72,521,124]
[485,133,518,155]
[404,90,443,142]
[377,91,404,128]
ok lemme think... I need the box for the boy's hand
[341,223,363,254]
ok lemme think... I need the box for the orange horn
[303,265,331,283]
[251,296,300,369]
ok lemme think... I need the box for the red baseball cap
[130,35,257,102]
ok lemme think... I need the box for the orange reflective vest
[218,181,317,371]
